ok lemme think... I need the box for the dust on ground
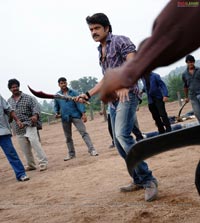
[0,101,199,223]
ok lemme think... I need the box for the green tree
[70,76,98,93]
[40,100,54,123]
[70,76,100,111]
[165,73,184,101]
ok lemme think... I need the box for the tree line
[39,60,200,122]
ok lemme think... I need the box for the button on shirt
[8,92,41,135]
[0,95,13,136]
[182,67,200,98]
[98,33,139,94]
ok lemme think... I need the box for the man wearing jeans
[0,94,29,181]
[76,13,158,201]
[182,55,200,123]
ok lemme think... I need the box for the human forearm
[124,0,200,82]
[87,78,104,97]
[10,111,23,128]
[100,1,200,101]
[184,87,189,98]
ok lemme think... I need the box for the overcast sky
[0,0,199,100]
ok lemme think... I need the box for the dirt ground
[0,101,199,223]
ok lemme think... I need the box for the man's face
[59,81,67,91]
[9,84,20,95]
[88,24,109,43]
[187,61,195,69]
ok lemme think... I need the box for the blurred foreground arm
[100,0,200,102]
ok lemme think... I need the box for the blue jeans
[0,135,26,180]
[110,92,156,186]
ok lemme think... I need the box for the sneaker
[25,166,37,171]
[39,164,47,171]
[64,155,76,161]
[19,175,30,182]
[145,181,158,202]
[90,150,98,156]
[120,183,143,192]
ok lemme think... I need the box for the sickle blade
[28,86,56,99]
[195,161,200,195]
[126,125,200,195]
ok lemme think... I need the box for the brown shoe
[145,181,158,202]
[64,155,76,161]
[25,166,37,171]
[120,183,143,192]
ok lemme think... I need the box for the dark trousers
[107,114,114,146]
[132,125,143,141]
[148,98,171,134]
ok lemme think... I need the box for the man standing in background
[8,79,48,172]
[142,72,171,134]
[54,77,98,161]
[182,55,200,123]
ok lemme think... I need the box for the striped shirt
[97,33,139,94]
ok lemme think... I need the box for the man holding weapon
[54,77,98,161]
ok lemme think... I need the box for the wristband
[85,91,91,99]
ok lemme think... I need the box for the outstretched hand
[16,120,24,129]
[82,113,87,123]
[99,67,134,103]
[74,94,90,104]
[185,98,190,103]
[116,88,129,103]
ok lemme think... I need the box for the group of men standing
[1,2,200,203]
[0,78,49,182]
[0,77,98,182]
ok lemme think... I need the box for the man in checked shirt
[7,79,48,172]
[76,13,158,201]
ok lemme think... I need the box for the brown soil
[0,101,199,223]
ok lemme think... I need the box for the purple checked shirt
[97,33,139,93]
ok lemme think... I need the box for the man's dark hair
[185,55,195,63]
[86,13,112,33]
[8,79,20,89]
[58,77,67,83]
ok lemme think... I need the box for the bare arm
[88,78,104,97]
[75,78,105,103]
[10,111,24,128]
[116,52,136,102]
[100,0,200,101]
[184,87,190,102]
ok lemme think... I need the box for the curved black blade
[178,102,187,118]
[126,125,200,194]
[28,85,55,99]
[28,85,90,105]
[195,161,200,195]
